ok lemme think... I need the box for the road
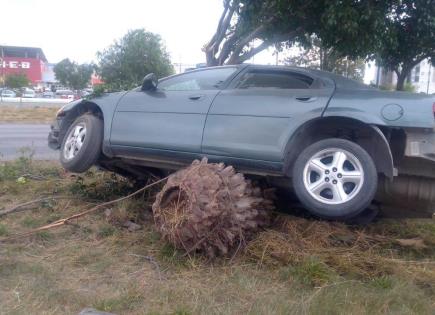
[0,124,58,160]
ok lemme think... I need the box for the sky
[0,0,266,66]
[0,0,375,82]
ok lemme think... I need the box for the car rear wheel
[292,138,377,220]
[60,114,103,173]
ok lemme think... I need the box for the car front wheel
[60,114,103,173]
[292,138,377,220]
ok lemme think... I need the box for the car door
[202,67,335,162]
[110,67,239,155]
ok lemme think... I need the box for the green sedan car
[48,65,435,220]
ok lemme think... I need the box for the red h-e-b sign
[0,57,44,83]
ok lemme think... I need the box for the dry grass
[0,106,58,123]
[0,158,434,314]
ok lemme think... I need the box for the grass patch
[21,216,42,228]
[0,106,58,123]
[35,230,52,241]
[281,258,337,287]
[0,223,8,236]
[92,288,145,313]
[0,160,434,314]
[97,225,116,238]
[370,275,394,290]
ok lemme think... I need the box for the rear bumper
[404,128,435,162]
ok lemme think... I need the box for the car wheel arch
[60,101,104,145]
[283,116,394,179]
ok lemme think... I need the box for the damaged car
[48,64,435,220]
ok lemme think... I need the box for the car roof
[186,64,372,90]
[159,64,372,90]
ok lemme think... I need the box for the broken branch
[0,176,169,242]
[0,196,71,217]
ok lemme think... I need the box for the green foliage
[96,29,174,91]
[69,171,133,200]
[285,36,365,81]
[5,73,29,89]
[371,0,435,90]
[205,0,388,65]
[86,84,106,98]
[208,0,434,92]
[403,82,416,93]
[0,147,34,181]
[53,58,93,90]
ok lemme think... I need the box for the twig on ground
[0,176,169,242]
[385,258,435,264]
[19,173,47,181]
[128,253,165,281]
[0,196,70,217]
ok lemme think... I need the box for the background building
[0,46,48,87]
[370,59,435,93]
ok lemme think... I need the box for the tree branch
[227,29,302,65]
[230,24,267,58]
[229,40,271,64]
[204,1,238,66]
[0,177,169,243]
[0,197,71,217]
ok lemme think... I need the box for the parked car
[22,88,36,98]
[1,89,17,98]
[78,89,92,98]
[42,91,55,98]
[55,89,74,100]
[48,65,435,220]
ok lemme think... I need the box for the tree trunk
[396,71,407,91]
[395,60,424,91]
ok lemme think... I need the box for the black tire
[60,114,103,173]
[292,138,377,220]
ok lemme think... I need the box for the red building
[0,45,47,85]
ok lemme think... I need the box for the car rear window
[235,70,314,89]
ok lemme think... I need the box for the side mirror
[141,73,158,91]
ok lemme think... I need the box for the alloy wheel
[63,123,86,160]
[302,148,364,205]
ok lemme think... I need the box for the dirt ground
[0,106,58,123]
[0,157,434,315]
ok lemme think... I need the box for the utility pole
[0,46,4,87]
[427,64,432,94]
[376,64,381,87]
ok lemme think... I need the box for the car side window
[159,67,238,91]
[235,70,313,89]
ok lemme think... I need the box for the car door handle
[188,94,205,100]
[295,96,317,102]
